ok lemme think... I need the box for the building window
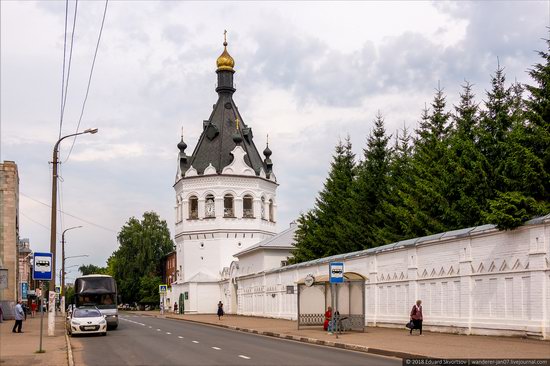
[243,195,254,218]
[224,194,234,217]
[189,196,198,219]
[269,199,274,222]
[261,196,266,219]
[205,194,215,218]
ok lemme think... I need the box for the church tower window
[189,196,198,219]
[261,196,266,220]
[205,194,215,218]
[243,195,254,218]
[224,194,235,217]
[269,199,275,222]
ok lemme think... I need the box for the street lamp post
[61,226,83,302]
[48,128,98,336]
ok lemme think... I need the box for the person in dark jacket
[217,301,224,320]
[409,300,423,335]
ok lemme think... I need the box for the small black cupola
[263,135,273,177]
[178,130,188,174]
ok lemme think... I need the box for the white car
[66,307,107,336]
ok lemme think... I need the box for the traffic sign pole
[38,281,45,353]
[329,262,344,338]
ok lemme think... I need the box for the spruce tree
[481,63,549,229]
[445,81,491,228]
[379,124,417,242]
[406,86,452,235]
[290,137,359,263]
[524,36,550,201]
[353,112,392,248]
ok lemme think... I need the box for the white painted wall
[229,221,550,339]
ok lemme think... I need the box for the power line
[20,212,60,236]
[64,0,109,163]
[60,0,79,137]
[20,192,117,233]
[58,0,69,139]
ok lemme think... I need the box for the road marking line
[166,332,171,335]
[178,336,184,339]
[192,341,199,343]
[238,355,251,360]
[157,329,161,331]
[212,347,221,350]
[148,326,152,328]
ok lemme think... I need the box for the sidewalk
[0,314,68,366]
[130,311,550,359]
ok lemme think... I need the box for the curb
[137,313,428,360]
[65,332,75,366]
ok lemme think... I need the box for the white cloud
[1,0,547,268]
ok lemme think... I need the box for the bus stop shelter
[296,272,365,331]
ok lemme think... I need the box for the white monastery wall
[231,222,550,339]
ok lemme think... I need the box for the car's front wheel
[101,332,107,336]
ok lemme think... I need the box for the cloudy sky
[1,1,548,278]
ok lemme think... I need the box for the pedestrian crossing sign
[159,284,167,294]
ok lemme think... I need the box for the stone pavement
[131,311,550,359]
[0,314,68,366]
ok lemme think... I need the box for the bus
[74,274,119,329]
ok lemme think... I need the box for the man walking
[12,300,24,333]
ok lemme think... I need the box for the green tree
[353,112,392,247]
[110,212,174,303]
[524,36,550,200]
[445,81,491,228]
[404,87,452,236]
[480,64,549,228]
[78,264,108,276]
[290,138,358,263]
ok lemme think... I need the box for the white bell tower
[171,35,278,314]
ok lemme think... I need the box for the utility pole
[48,128,98,336]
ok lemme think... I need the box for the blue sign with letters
[329,262,344,283]
[21,282,28,299]
[32,252,53,281]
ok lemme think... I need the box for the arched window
[224,194,234,217]
[269,199,274,222]
[205,194,215,218]
[261,196,266,220]
[189,196,198,219]
[243,195,254,218]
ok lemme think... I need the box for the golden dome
[216,32,235,71]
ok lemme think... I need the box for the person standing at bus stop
[31,301,37,318]
[12,300,25,333]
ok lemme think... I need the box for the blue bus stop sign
[32,252,53,281]
[329,262,344,283]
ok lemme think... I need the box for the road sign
[329,262,344,283]
[55,286,61,294]
[33,252,53,281]
[159,284,167,294]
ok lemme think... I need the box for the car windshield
[73,308,101,318]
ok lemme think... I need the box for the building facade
[161,251,177,311]
[17,238,32,303]
[172,37,278,314]
[0,161,20,319]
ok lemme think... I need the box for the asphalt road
[70,314,400,366]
